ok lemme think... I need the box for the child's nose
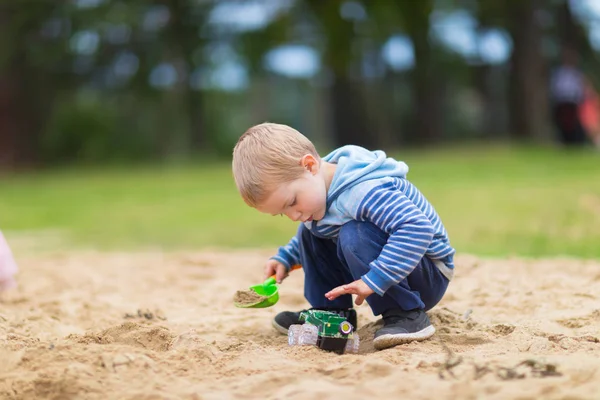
[284,210,299,221]
[288,210,302,222]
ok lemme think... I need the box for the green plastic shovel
[234,264,302,309]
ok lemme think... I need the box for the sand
[1,249,600,400]
[233,290,268,306]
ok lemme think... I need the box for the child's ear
[300,154,319,174]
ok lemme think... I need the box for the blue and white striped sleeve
[270,235,300,271]
[355,182,434,296]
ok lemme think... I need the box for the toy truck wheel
[298,324,318,346]
[344,333,360,354]
[288,324,302,346]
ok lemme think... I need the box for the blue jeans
[297,220,449,316]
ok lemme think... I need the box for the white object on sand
[0,231,18,291]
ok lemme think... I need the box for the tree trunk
[473,64,509,138]
[507,0,549,140]
[0,6,47,168]
[307,0,372,148]
[410,29,443,144]
[402,0,444,145]
[165,0,205,153]
[557,1,581,50]
[0,66,21,168]
[556,0,600,85]
[329,75,373,148]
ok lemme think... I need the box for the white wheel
[344,333,360,354]
[288,324,302,346]
[298,324,318,346]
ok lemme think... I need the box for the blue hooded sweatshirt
[271,145,455,296]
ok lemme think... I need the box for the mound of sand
[1,249,599,399]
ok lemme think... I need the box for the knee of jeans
[338,221,361,253]
[339,221,388,257]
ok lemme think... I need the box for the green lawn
[1,145,599,258]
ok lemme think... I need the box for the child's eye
[290,198,296,207]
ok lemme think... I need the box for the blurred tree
[3,0,600,168]
[366,0,444,145]
[471,0,509,138]
[0,2,67,166]
[304,0,373,148]
[555,0,600,85]
[236,1,294,128]
[398,0,443,144]
[506,0,550,141]
[162,0,209,153]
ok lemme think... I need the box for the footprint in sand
[437,333,492,347]
[70,322,174,352]
[489,324,516,336]
[546,333,600,351]
[429,307,478,333]
[171,330,219,355]
[556,310,600,329]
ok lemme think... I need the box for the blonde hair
[232,123,320,207]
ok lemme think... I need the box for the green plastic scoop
[234,264,301,309]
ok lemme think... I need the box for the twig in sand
[473,363,493,380]
[123,308,167,321]
[496,366,526,381]
[436,338,562,381]
[517,359,562,378]
[496,359,562,381]
[437,339,463,380]
[462,309,473,320]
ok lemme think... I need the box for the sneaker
[272,308,357,335]
[373,308,435,350]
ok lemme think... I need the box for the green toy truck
[288,310,359,354]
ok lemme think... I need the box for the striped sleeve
[355,182,434,296]
[271,235,300,271]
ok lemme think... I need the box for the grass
[1,145,599,258]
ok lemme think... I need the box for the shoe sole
[272,319,291,335]
[373,325,436,350]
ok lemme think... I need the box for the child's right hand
[264,259,289,284]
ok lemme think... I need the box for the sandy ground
[1,248,600,400]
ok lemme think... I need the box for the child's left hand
[325,279,374,306]
[0,231,18,292]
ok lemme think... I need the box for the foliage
[1,1,598,166]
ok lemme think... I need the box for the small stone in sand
[233,290,268,305]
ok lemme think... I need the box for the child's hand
[264,259,289,284]
[325,279,374,306]
[0,232,17,292]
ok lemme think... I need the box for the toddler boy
[232,123,454,350]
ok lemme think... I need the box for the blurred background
[1,0,599,259]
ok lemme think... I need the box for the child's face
[256,155,328,222]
